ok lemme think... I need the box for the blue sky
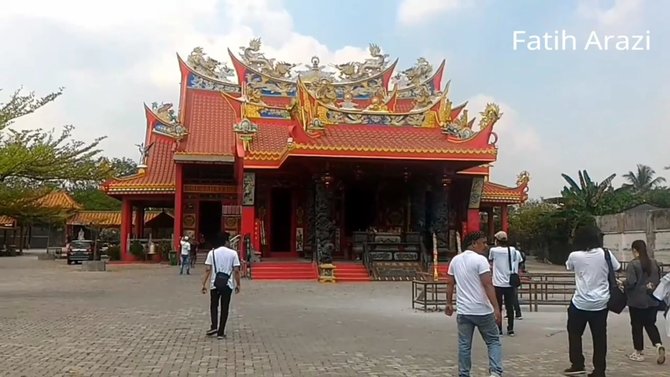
[1,0,668,198]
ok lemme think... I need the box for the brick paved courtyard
[0,255,668,376]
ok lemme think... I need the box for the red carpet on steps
[333,263,371,282]
[251,263,318,280]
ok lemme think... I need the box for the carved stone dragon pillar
[314,179,335,264]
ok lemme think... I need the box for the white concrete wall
[603,230,670,264]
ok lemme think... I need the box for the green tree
[623,164,666,193]
[509,200,557,255]
[0,88,112,229]
[561,170,616,215]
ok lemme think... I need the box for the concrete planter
[81,260,107,272]
[37,253,56,261]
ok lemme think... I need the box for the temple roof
[239,119,497,168]
[35,191,82,211]
[480,172,530,204]
[67,210,173,227]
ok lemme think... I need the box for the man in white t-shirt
[563,225,620,377]
[179,236,191,275]
[446,231,503,377]
[488,230,522,336]
[201,232,241,339]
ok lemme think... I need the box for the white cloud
[1,0,370,161]
[577,0,646,30]
[466,94,560,198]
[396,0,465,27]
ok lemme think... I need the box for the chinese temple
[103,39,529,278]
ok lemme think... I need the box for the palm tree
[623,164,666,193]
[561,170,616,214]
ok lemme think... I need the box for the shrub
[129,240,145,260]
[106,245,121,261]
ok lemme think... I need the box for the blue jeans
[180,255,190,274]
[457,313,503,376]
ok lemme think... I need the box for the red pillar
[120,198,133,261]
[174,163,184,251]
[241,206,255,261]
[500,205,510,234]
[466,209,481,235]
[134,206,144,239]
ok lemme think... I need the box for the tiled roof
[67,211,173,226]
[35,191,82,210]
[0,215,16,228]
[105,138,176,194]
[176,89,237,158]
[481,181,528,204]
[244,120,497,167]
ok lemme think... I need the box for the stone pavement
[0,255,668,376]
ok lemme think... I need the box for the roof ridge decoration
[148,102,189,141]
[187,47,236,83]
[296,78,447,128]
[441,103,501,140]
[233,118,260,152]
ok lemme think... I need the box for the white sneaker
[656,344,666,365]
[627,351,645,362]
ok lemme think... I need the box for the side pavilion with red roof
[103,39,530,264]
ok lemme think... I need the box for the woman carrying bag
[623,240,665,364]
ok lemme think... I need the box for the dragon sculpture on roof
[334,43,389,81]
[239,38,296,79]
[187,47,235,82]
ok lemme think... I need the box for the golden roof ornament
[516,171,530,186]
[151,102,189,141]
[396,57,433,88]
[478,103,502,130]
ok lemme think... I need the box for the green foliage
[129,240,145,260]
[106,245,121,261]
[70,187,120,210]
[623,164,666,193]
[0,87,112,226]
[645,188,670,208]
[0,87,63,130]
[561,170,616,215]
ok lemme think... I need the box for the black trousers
[210,287,233,336]
[567,303,608,375]
[495,286,515,331]
[629,307,662,351]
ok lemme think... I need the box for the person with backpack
[201,232,241,339]
[623,240,665,364]
[488,231,523,336]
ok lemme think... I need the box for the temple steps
[250,263,318,280]
[333,263,371,282]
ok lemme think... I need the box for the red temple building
[103,39,529,279]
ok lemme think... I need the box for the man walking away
[446,231,503,377]
[489,231,522,336]
[201,232,240,339]
[563,224,620,377]
[179,236,191,275]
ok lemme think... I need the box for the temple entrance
[270,188,292,254]
[345,185,376,234]
[199,201,222,249]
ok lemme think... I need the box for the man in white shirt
[201,232,241,339]
[446,231,503,377]
[179,236,191,275]
[488,231,522,336]
[563,225,620,377]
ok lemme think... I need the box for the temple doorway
[345,185,376,234]
[270,188,292,254]
[199,201,222,249]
